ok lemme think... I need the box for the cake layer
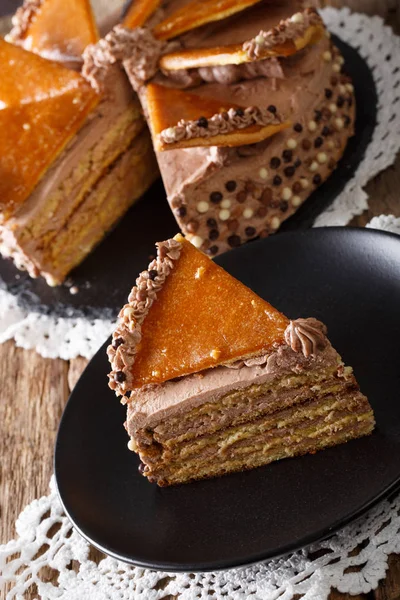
[0,66,158,284]
[136,395,374,485]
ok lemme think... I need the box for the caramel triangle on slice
[160,23,325,71]
[146,83,290,151]
[123,0,162,30]
[7,0,99,60]
[109,234,289,392]
[0,39,99,220]
[153,0,263,41]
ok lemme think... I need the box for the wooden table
[1,2,400,599]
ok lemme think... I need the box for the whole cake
[0,0,158,286]
[86,0,355,255]
[108,235,375,486]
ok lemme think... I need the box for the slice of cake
[0,0,158,286]
[89,0,355,255]
[108,234,375,486]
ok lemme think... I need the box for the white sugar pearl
[271,216,281,229]
[292,195,301,207]
[308,120,317,132]
[327,140,335,149]
[338,56,345,65]
[164,127,175,137]
[291,12,304,23]
[287,138,297,149]
[317,152,328,164]
[339,84,346,94]
[333,63,341,72]
[22,123,31,130]
[335,118,344,130]
[255,34,265,45]
[197,200,209,213]
[221,199,231,209]
[346,83,354,93]
[323,51,332,62]
[259,167,269,179]
[282,187,292,200]
[309,161,319,172]
[190,235,204,248]
[300,178,310,189]
[128,439,137,451]
[243,208,254,218]
[329,103,337,113]
[219,209,231,221]
[123,306,134,318]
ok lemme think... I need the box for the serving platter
[0,36,377,319]
[55,227,400,572]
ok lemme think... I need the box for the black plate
[0,36,377,319]
[55,228,400,572]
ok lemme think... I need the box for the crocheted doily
[0,6,400,361]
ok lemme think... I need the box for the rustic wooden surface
[1,1,400,599]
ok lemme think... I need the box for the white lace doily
[1,6,400,360]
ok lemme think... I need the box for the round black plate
[55,228,400,572]
[0,36,377,319]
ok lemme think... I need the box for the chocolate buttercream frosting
[83,25,165,92]
[6,0,42,44]
[284,317,328,358]
[108,238,182,396]
[160,105,284,145]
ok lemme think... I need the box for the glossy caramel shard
[7,0,99,59]
[160,23,325,71]
[123,0,162,30]
[146,83,290,151]
[153,0,263,41]
[127,234,289,388]
[0,39,99,220]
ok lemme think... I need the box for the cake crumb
[195,266,206,280]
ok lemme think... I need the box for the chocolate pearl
[302,139,311,151]
[273,175,282,186]
[175,206,186,218]
[225,180,237,192]
[337,95,345,108]
[228,219,239,231]
[267,104,277,113]
[314,110,322,122]
[325,88,333,99]
[313,174,322,185]
[344,115,351,127]
[270,156,281,169]
[148,269,158,280]
[245,181,256,193]
[207,245,219,255]
[209,229,219,241]
[314,137,323,148]
[112,337,124,349]
[294,159,302,168]
[138,462,147,474]
[292,181,302,194]
[282,149,293,163]
[280,200,289,212]
[322,126,330,137]
[235,108,244,117]
[197,116,208,128]
[293,122,303,132]
[210,191,222,204]
[115,371,126,383]
[206,217,217,228]
[260,187,273,205]
[186,220,199,233]
[284,166,295,178]
[228,234,241,248]
[236,190,247,203]
[257,206,268,217]
[259,229,270,238]
[245,226,256,237]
